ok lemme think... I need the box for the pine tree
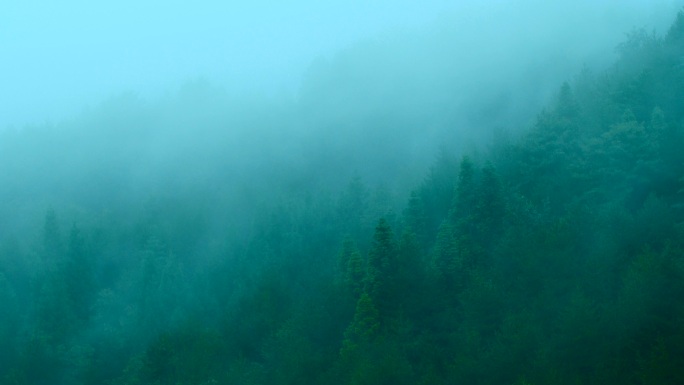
[365,218,397,325]
[432,221,462,292]
[367,218,394,278]
[665,10,684,44]
[337,237,365,297]
[450,156,480,270]
[396,230,425,317]
[451,156,476,223]
[347,250,365,298]
[337,237,356,278]
[341,292,379,355]
[474,163,506,243]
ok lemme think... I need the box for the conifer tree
[341,292,380,355]
[346,250,365,298]
[451,156,476,223]
[337,237,356,278]
[365,218,397,325]
[396,230,425,316]
[404,190,428,247]
[432,221,462,292]
[474,164,506,242]
[451,156,480,269]
[337,236,365,297]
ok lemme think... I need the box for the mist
[0,0,679,128]
[2,1,684,384]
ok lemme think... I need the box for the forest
[1,8,684,385]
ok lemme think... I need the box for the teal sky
[0,0,681,128]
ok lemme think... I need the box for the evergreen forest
[2,9,684,385]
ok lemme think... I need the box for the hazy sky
[1,0,681,129]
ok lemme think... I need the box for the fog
[0,0,679,128]
[2,1,684,384]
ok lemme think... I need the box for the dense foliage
[2,11,684,385]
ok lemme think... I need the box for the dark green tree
[451,156,476,223]
[474,163,506,243]
[341,292,380,355]
[337,237,365,297]
[365,218,398,325]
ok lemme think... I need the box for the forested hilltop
[2,10,684,385]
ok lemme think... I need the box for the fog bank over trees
[1,0,680,128]
[1,3,684,385]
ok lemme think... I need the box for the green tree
[451,156,476,223]
[341,292,379,356]
[346,249,366,298]
[337,237,365,298]
[0,272,19,373]
[665,9,684,44]
[474,163,506,243]
[365,218,398,324]
[432,221,461,293]
[34,274,76,343]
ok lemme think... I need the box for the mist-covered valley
[2,2,684,384]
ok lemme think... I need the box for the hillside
[1,9,684,385]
